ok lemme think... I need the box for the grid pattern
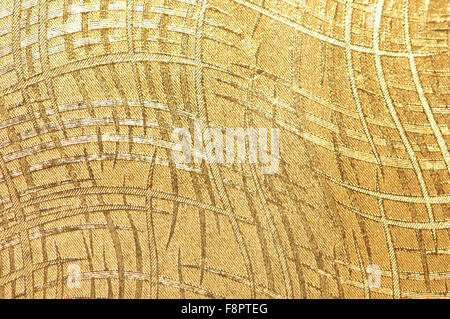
[0,0,448,299]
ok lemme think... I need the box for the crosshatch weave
[0,0,448,299]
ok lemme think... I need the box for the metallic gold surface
[0,0,448,299]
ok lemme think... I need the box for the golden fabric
[0,0,448,299]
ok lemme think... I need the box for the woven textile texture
[0,0,448,299]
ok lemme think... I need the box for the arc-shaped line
[375,171,401,298]
[193,0,256,298]
[315,168,450,205]
[402,0,450,175]
[145,150,159,299]
[231,0,441,58]
[243,41,293,298]
[343,0,383,175]
[372,0,437,246]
